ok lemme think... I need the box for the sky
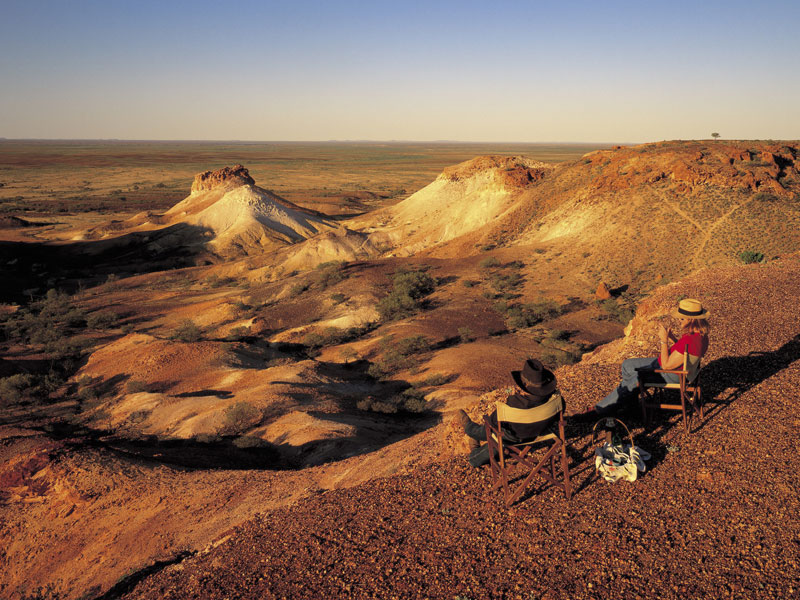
[1,0,798,143]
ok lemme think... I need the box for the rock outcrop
[191,164,255,193]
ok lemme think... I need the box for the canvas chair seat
[484,393,571,506]
[638,351,703,433]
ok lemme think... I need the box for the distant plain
[0,140,608,217]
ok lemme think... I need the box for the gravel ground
[123,257,800,600]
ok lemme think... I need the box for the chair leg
[560,441,571,500]
[680,386,689,434]
[639,383,648,425]
[696,387,704,421]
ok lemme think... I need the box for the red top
[659,332,708,366]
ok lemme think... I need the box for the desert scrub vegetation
[303,324,375,353]
[314,261,349,288]
[596,297,635,324]
[356,387,429,414]
[367,334,432,378]
[1,289,89,359]
[219,401,262,436]
[495,297,563,330]
[0,374,37,405]
[739,250,765,264]
[86,309,119,330]
[376,267,436,321]
[170,319,202,342]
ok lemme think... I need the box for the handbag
[592,418,650,483]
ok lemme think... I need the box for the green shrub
[171,319,202,342]
[205,275,237,288]
[395,334,431,355]
[126,379,148,394]
[226,325,252,341]
[0,374,36,404]
[598,298,634,324]
[219,401,262,436]
[462,279,479,288]
[314,261,348,288]
[302,332,326,348]
[478,256,500,270]
[289,282,309,297]
[458,326,475,342]
[87,310,118,329]
[490,271,523,292]
[377,290,417,320]
[739,250,765,264]
[392,268,435,300]
[233,435,268,449]
[330,293,347,304]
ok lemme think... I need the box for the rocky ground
[117,257,800,600]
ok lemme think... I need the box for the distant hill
[361,141,800,290]
[81,165,339,257]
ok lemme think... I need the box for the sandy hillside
[349,142,800,292]
[79,165,340,257]
[349,155,551,255]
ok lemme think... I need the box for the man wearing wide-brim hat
[457,358,559,468]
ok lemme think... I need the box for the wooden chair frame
[638,352,703,433]
[484,394,571,506]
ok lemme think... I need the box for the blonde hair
[682,318,710,337]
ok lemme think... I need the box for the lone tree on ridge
[711,132,720,139]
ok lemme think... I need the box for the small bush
[421,373,449,386]
[205,275,237,288]
[171,319,202,342]
[233,436,268,449]
[226,326,252,341]
[392,268,435,300]
[87,310,118,329]
[395,335,431,355]
[377,290,419,321]
[220,401,262,436]
[462,279,479,288]
[289,282,309,297]
[490,271,523,293]
[547,329,571,341]
[739,250,765,264]
[478,256,500,270]
[314,261,348,288]
[330,293,347,304]
[126,379,148,394]
[0,374,36,404]
[458,326,475,343]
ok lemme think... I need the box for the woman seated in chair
[587,298,710,418]
[457,358,558,467]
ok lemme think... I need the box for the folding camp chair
[638,351,703,433]
[484,393,571,506]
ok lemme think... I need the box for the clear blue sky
[1,0,798,142]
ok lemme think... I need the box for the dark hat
[511,358,556,397]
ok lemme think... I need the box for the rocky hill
[357,141,800,291]
[80,165,340,257]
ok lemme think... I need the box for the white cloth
[594,442,651,483]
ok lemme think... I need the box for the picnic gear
[485,392,571,506]
[511,358,557,396]
[638,349,704,433]
[593,418,650,483]
[671,298,710,320]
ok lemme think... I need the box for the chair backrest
[496,393,563,426]
[685,352,701,383]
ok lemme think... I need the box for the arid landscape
[2,139,800,599]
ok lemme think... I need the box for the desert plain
[1,139,800,599]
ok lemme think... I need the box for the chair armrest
[636,367,687,375]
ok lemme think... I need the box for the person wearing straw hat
[456,358,559,468]
[575,298,710,420]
